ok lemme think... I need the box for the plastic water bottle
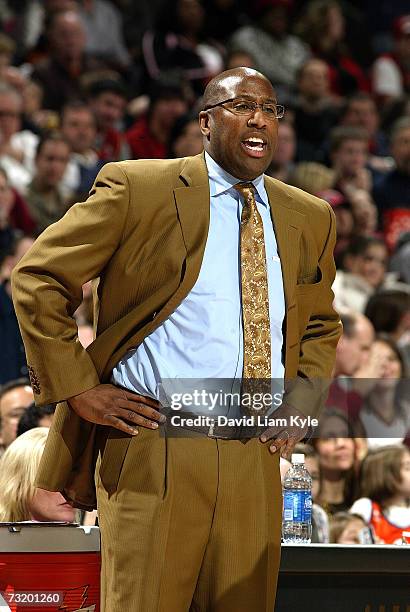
[282,453,312,544]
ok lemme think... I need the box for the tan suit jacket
[11,153,341,510]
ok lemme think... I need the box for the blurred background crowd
[0,0,409,545]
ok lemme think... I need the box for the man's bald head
[199,67,279,181]
[202,68,274,109]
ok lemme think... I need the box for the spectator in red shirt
[0,167,35,237]
[87,78,129,162]
[373,117,410,251]
[126,77,189,160]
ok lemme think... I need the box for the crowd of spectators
[0,0,409,543]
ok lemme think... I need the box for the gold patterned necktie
[235,182,271,414]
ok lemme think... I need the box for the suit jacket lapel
[264,178,305,306]
[173,153,210,293]
[93,154,212,380]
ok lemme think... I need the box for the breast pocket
[294,266,323,338]
[295,265,323,295]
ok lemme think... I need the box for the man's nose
[334,436,348,447]
[247,107,267,128]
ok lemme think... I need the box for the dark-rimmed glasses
[203,98,285,119]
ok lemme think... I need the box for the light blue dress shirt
[111,152,285,401]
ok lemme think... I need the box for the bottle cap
[291,453,304,464]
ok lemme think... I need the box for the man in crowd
[333,311,374,379]
[330,125,372,193]
[87,78,129,162]
[0,378,34,453]
[32,10,91,112]
[340,92,389,158]
[12,67,341,610]
[60,100,104,199]
[329,125,378,235]
[328,310,390,424]
[25,132,72,234]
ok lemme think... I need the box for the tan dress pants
[95,426,282,611]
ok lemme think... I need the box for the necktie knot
[234,182,256,203]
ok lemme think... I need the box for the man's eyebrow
[235,94,278,103]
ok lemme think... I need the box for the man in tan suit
[12,68,341,611]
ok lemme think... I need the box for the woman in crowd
[295,0,368,96]
[358,335,409,449]
[313,408,362,515]
[0,427,75,523]
[333,235,389,313]
[350,444,410,544]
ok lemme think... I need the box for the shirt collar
[204,151,269,208]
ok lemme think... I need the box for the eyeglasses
[203,98,285,119]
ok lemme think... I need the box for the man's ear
[199,111,210,139]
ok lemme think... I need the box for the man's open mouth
[241,137,267,157]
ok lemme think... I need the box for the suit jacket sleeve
[11,162,130,405]
[285,202,342,418]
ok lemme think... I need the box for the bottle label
[283,490,312,522]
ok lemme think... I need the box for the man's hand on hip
[67,384,166,436]
[259,404,309,460]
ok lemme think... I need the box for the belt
[112,384,265,440]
